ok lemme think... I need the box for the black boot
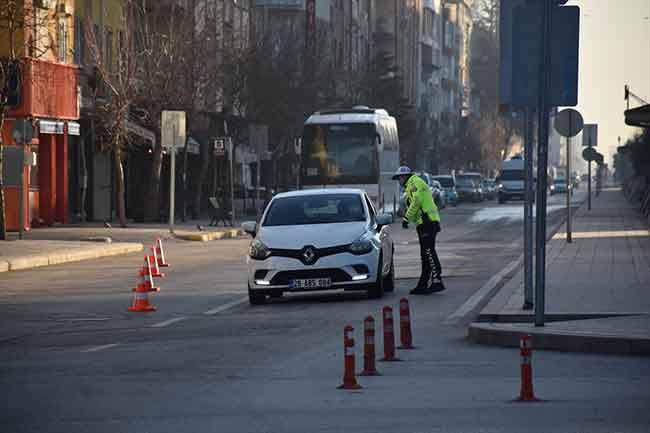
[428,277,446,293]
[410,276,430,295]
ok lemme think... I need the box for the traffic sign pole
[229,138,235,227]
[523,108,534,310]
[566,134,572,243]
[587,154,591,210]
[169,123,176,235]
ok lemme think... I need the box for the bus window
[302,123,378,184]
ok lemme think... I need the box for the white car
[242,189,395,305]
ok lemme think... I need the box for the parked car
[242,189,395,304]
[455,174,483,202]
[432,175,459,206]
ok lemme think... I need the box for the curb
[0,243,143,273]
[175,229,242,242]
[443,258,522,325]
[444,201,576,326]
[467,322,650,356]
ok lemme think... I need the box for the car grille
[269,244,351,265]
[270,269,352,285]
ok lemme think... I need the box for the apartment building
[1,0,79,231]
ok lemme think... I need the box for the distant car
[431,180,447,209]
[550,178,569,195]
[456,174,483,202]
[432,175,459,206]
[398,172,445,215]
[482,179,498,200]
[243,189,395,304]
[571,174,581,189]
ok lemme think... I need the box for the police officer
[392,166,445,294]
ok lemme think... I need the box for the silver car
[242,189,395,304]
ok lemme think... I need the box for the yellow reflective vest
[404,174,440,226]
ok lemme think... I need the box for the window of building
[57,19,68,63]
[74,17,84,65]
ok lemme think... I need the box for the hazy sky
[567,0,650,164]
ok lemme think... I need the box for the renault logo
[302,246,317,265]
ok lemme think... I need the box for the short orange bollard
[380,306,400,361]
[517,334,538,402]
[398,298,415,349]
[360,316,380,376]
[338,325,362,390]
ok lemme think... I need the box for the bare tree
[132,1,196,222]
[84,1,141,227]
[471,3,522,174]
[0,1,58,239]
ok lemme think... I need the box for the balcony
[7,58,79,120]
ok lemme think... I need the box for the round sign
[582,147,598,162]
[554,108,584,138]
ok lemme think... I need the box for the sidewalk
[468,186,650,355]
[0,219,244,273]
[0,240,143,273]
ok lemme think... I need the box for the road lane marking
[82,343,120,353]
[151,317,187,328]
[204,297,248,315]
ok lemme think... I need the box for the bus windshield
[302,123,378,184]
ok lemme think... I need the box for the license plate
[289,278,332,290]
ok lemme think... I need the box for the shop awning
[126,119,156,146]
[67,121,80,136]
[38,119,65,134]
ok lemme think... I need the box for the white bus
[301,106,400,213]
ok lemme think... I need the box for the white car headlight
[250,239,271,260]
[349,235,374,255]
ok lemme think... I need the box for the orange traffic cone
[154,238,170,268]
[139,256,160,292]
[149,246,165,278]
[128,276,156,312]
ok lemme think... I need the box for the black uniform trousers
[416,218,442,287]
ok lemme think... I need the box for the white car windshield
[263,194,366,226]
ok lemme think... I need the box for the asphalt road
[1,189,648,433]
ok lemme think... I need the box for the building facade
[2,0,79,231]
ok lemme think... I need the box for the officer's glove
[402,219,409,229]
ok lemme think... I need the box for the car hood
[259,222,368,249]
